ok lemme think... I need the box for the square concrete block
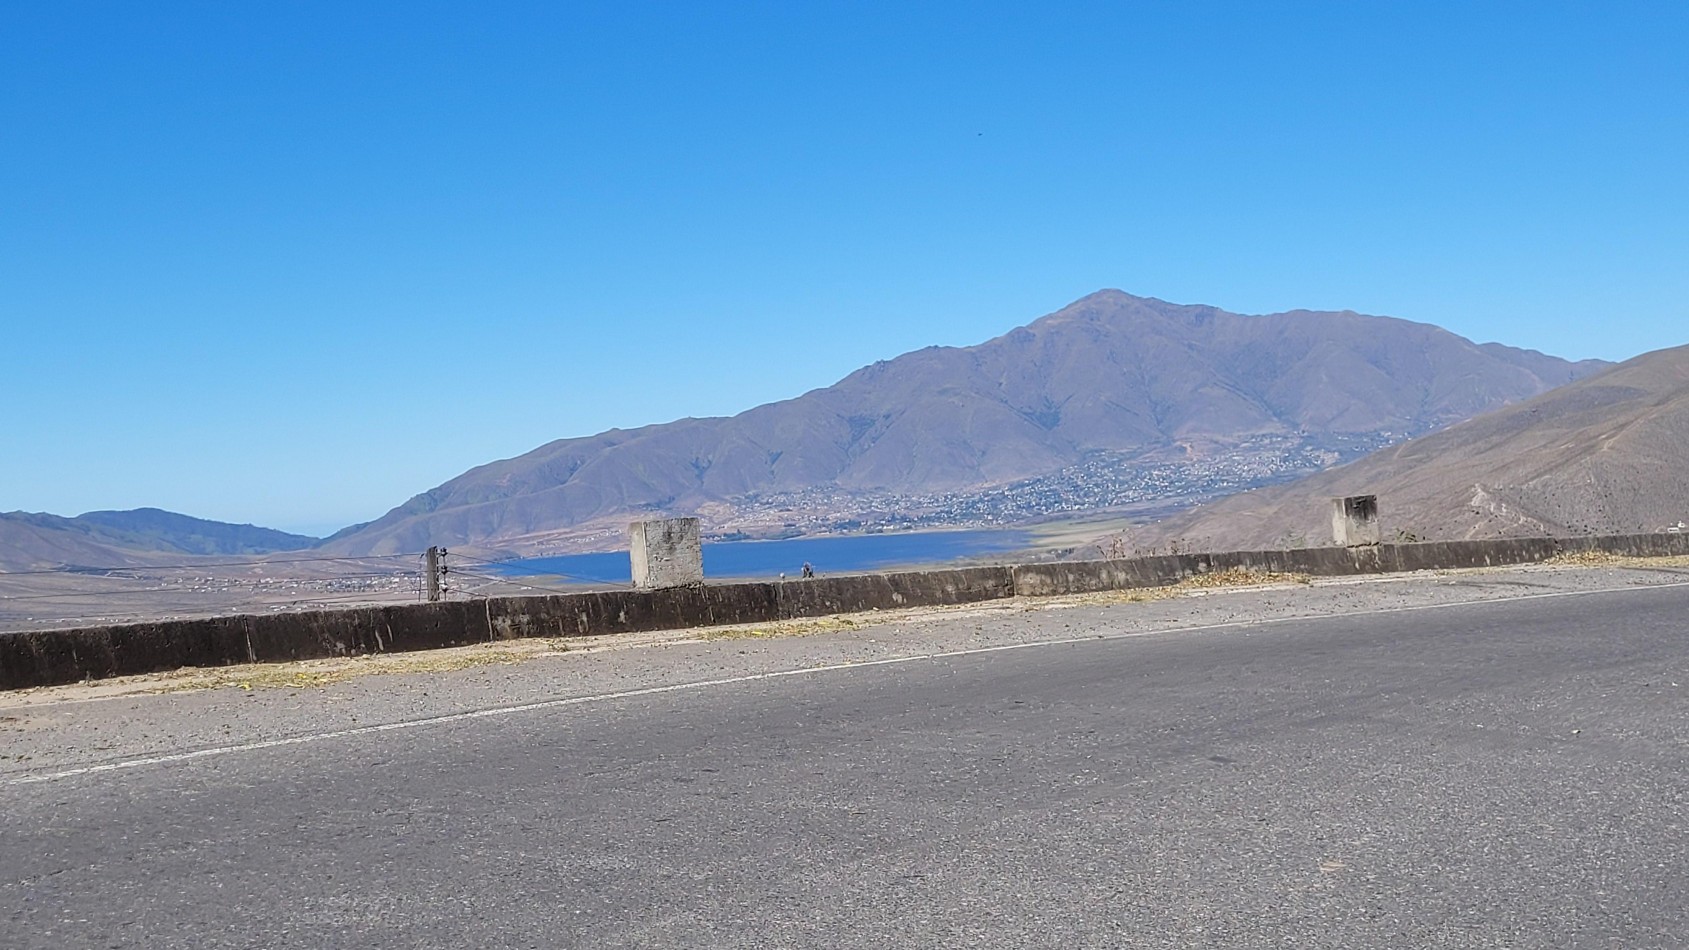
[629,517,704,589]
[1332,495,1381,547]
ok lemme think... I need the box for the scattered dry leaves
[1542,552,1689,569]
[147,639,573,694]
[700,615,864,641]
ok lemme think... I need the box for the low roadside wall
[4,533,1686,691]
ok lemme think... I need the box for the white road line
[6,577,1688,788]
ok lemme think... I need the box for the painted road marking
[5,578,1688,788]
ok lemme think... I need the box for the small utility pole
[426,546,442,602]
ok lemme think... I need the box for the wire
[445,568,595,598]
[441,551,528,569]
[0,584,196,603]
[0,572,423,603]
[446,575,509,597]
[443,552,522,569]
[159,570,422,582]
[275,592,418,608]
[0,551,425,577]
[450,552,627,587]
[0,548,627,611]
[446,567,568,595]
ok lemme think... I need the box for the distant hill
[322,290,1609,556]
[0,508,319,572]
[1123,344,1689,551]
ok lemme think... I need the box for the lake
[486,528,1036,585]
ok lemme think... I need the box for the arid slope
[1127,344,1689,551]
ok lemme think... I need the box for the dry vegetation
[1541,552,1689,569]
[147,638,577,693]
[4,567,1319,704]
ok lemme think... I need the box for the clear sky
[4,2,1686,536]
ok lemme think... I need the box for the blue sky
[4,1,1686,535]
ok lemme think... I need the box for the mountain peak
[1041,290,1228,330]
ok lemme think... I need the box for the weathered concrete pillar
[1332,495,1381,547]
[629,517,704,589]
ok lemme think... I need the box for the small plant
[1102,533,1130,559]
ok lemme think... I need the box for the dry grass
[699,615,867,641]
[1541,552,1689,569]
[145,639,575,694]
[6,566,1319,703]
[1177,568,1313,590]
[1033,568,1312,609]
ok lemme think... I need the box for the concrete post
[629,517,704,589]
[1332,495,1381,547]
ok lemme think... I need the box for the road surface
[3,563,1688,947]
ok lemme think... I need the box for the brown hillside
[1126,344,1689,551]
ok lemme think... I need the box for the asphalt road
[3,570,1688,948]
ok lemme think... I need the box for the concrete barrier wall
[4,532,1687,691]
[1011,546,1384,597]
[1554,533,1689,558]
[484,583,781,641]
[777,566,1015,620]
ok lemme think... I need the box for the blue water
[486,529,1035,585]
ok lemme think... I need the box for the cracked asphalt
[3,561,1688,948]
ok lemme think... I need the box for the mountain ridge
[0,508,319,572]
[320,290,1609,556]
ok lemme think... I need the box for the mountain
[69,508,320,555]
[1121,344,1689,551]
[0,508,319,572]
[321,290,1609,557]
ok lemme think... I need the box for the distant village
[724,432,1403,537]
